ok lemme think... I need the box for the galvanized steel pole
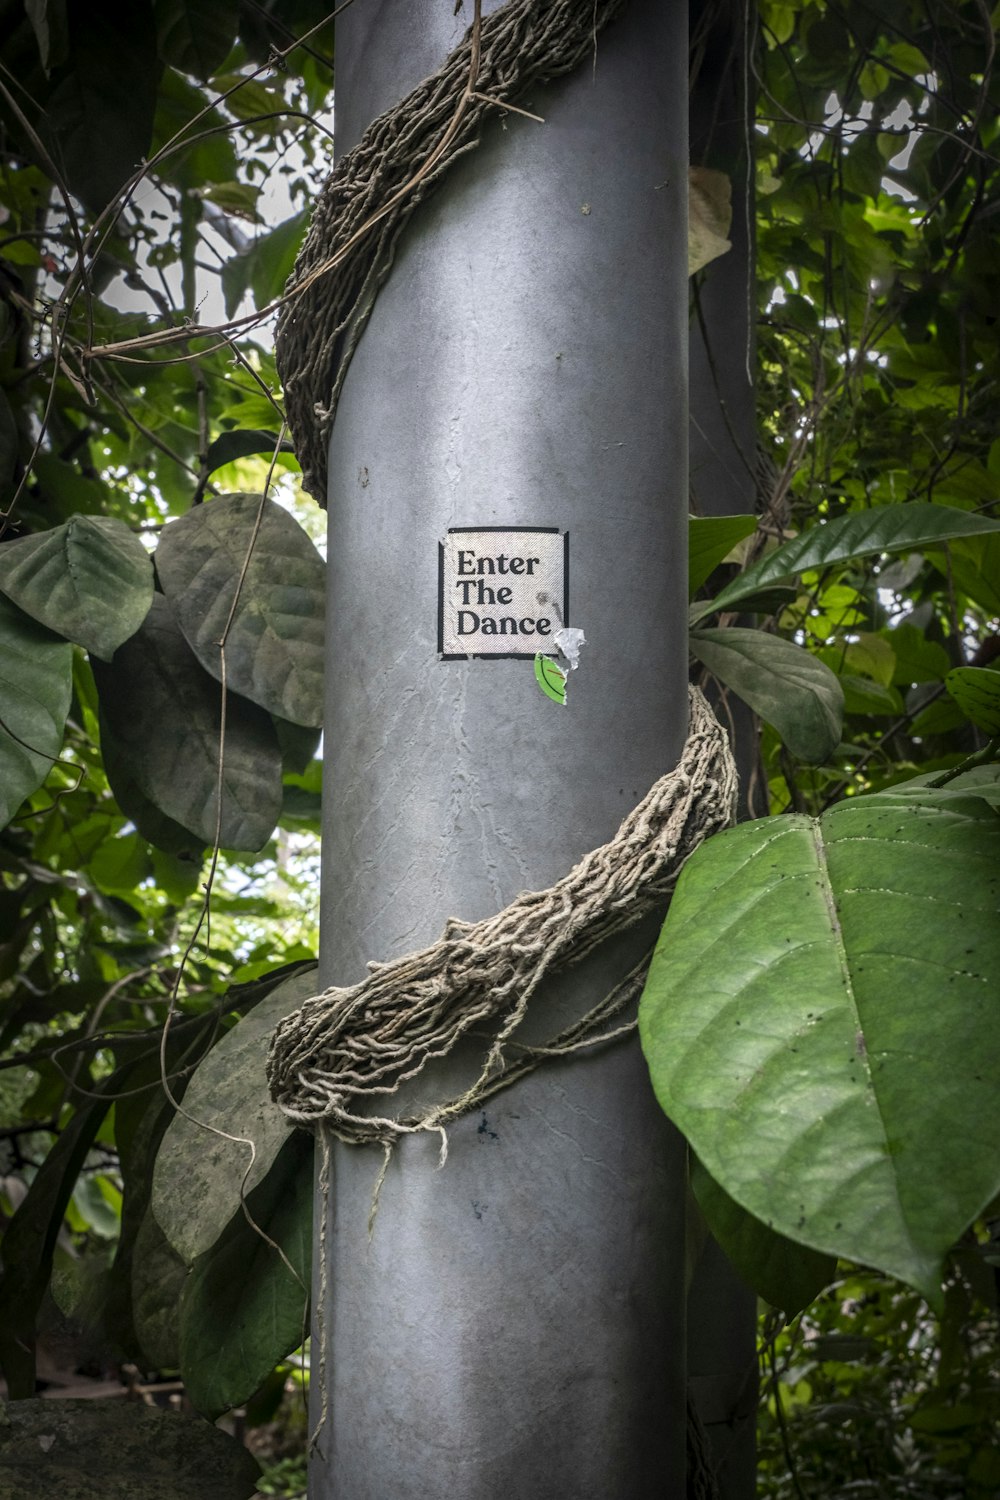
[316,2,691,1494]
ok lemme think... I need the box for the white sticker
[438,527,568,658]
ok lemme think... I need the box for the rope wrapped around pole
[274,0,628,504]
[267,687,737,1149]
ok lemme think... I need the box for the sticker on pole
[438,527,568,659]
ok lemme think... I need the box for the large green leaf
[92,595,282,852]
[0,592,72,828]
[131,1208,188,1372]
[690,1156,836,1317]
[106,1024,218,1364]
[688,513,757,597]
[152,966,317,1265]
[98,721,208,858]
[179,1131,313,1418]
[0,515,154,659]
[702,504,1000,615]
[0,1399,260,1500]
[691,626,844,762]
[639,786,1000,1307]
[155,494,325,728]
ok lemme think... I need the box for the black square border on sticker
[438,526,569,660]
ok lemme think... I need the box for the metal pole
[316,2,690,1494]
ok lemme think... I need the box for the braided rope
[275,0,627,502]
[267,687,737,1148]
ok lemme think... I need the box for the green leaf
[688,513,757,597]
[30,452,108,519]
[153,0,240,80]
[92,595,283,852]
[911,695,967,738]
[87,831,151,897]
[197,179,261,221]
[179,1131,312,1418]
[204,428,292,476]
[274,716,321,775]
[98,721,208,858]
[930,533,1000,618]
[716,585,797,617]
[893,764,1000,806]
[639,789,1000,1306]
[0,1399,260,1500]
[946,667,1000,736]
[106,1035,215,1368]
[130,1208,188,1371]
[888,623,951,685]
[211,74,287,123]
[152,967,317,1265]
[151,68,238,192]
[534,651,567,705]
[0,515,154,659]
[690,1156,836,1317]
[704,505,1000,615]
[691,626,844,762]
[837,674,902,718]
[154,494,325,728]
[0,592,72,828]
[220,211,308,318]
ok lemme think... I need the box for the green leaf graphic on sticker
[534,652,567,705]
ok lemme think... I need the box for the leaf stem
[926,736,1000,789]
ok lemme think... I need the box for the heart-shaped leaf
[92,595,282,852]
[691,626,844,762]
[153,966,317,1266]
[0,592,72,828]
[179,1131,313,1418]
[155,493,325,728]
[0,514,154,659]
[639,785,1000,1307]
[690,1156,836,1317]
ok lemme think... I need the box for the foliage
[646,0,1000,1313]
[0,0,997,1495]
[0,0,330,1468]
[757,1260,1000,1499]
[642,769,1000,1308]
